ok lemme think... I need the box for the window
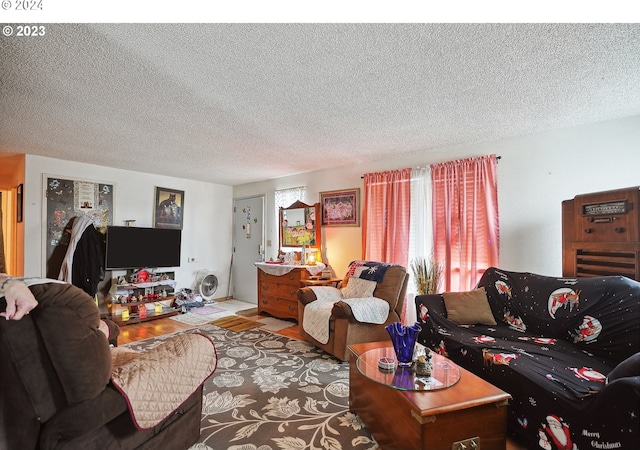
[274,186,308,252]
[275,186,308,212]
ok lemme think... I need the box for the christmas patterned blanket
[416,267,640,450]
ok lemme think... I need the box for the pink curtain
[431,155,499,292]
[362,168,411,268]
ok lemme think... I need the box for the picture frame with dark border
[320,188,360,227]
[154,187,184,230]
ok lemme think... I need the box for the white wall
[24,156,233,295]
[233,115,640,277]
[21,115,640,295]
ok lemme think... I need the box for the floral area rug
[123,324,378,450]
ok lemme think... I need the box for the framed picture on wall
[154,187,184,229]
[320,188,360,227]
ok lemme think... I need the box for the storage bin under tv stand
[110,271,179,326]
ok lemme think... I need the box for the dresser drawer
[258,295,298,319]
[259,281,300,299]
[259,269,307,286]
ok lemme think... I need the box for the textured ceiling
[1,23,639,186]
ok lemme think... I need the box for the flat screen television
[105,226,182,270]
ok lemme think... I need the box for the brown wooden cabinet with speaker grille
[562,186,640,280]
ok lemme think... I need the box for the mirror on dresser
[279,200,322,260]
[255,201,325,321]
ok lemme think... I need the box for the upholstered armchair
[297,261,409,361]
[0,281,217,450]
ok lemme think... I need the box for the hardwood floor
[116,313,303,345]
[115,314,525,449]
[116,316,196,345]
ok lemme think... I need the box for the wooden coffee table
[349,342,511,450]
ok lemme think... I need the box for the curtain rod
[360,155,502,179]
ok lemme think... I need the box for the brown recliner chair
[297,261,409,361]
[0,281,216,450]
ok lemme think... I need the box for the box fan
[194,270,219,302]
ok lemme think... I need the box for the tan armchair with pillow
[297,261,409,361]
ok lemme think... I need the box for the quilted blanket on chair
[110,333,217,429]
[302,287,389,344]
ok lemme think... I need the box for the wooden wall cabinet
[562,186,640,280]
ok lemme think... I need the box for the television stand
[109,271,179,326]
[111,295,179,326]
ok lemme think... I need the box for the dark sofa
[0,282,212,450]
[415,267,640,450]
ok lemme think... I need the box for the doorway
[0,153,25,276]
[0,187,19,275]
[0,192,5,273]
[231,196,265,303]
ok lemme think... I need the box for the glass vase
[385,322,421,367]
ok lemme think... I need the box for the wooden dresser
[562,186,640,280]
[263,200,322,320]
[257,266,311,320]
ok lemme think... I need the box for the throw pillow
[442,287,497,326]
[309,286,343,303]
[341,277,377,299]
